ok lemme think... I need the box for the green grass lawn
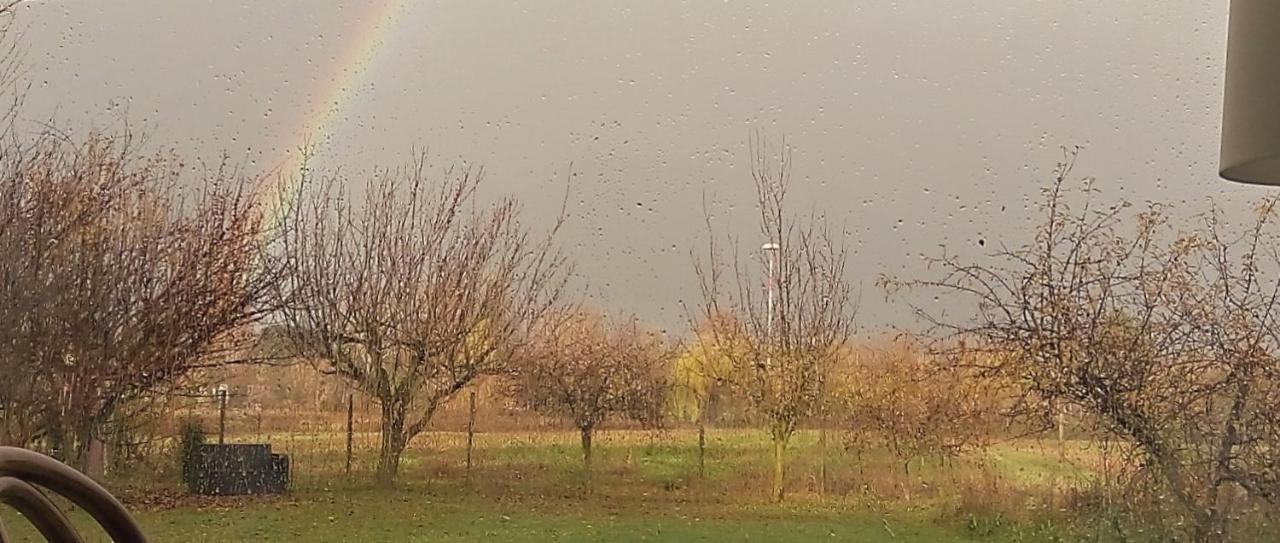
[0,487,1060,542]
[0,429,1146,542]
[1,493,959,542]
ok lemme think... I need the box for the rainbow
[266,0,414,228]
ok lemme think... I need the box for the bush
[176,417,206,486]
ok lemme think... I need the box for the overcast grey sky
[15,0,1265,333]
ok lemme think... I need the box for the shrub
[176,417,206,486]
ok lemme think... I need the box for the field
[0,426,1126,542]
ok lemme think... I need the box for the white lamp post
[762,242,780,336]
[761,242,780,371]
[1221,0,1280,185]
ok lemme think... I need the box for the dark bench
[187,443,290,496]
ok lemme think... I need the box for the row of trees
[0,123,844,500]
[0,6,977,504]
[10,121,1279,542]
[1,16,1272,533]
[261,135,866,500]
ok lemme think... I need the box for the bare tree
[0,129,278,468]
[692,134,856,502]
[0,4,275,463]
[886,149,1280,542]
[836,339,1005,479]
[672,313,742,479]
[275,157,567,485]
[510,310,670,490]
[1174,199,1280,539]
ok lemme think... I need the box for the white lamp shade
[1222,0,1280,185]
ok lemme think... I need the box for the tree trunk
[71,417,94,471]
[580,425,594,493]
[902,459,913,502]
[84,437,106,479]
[1056,406,1066,461]
[1196,506,1228,543]
[1196,379,1251,543]
[771,433,787,502]
[376,401,407,486]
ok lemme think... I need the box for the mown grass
[0,428,1175,542]
[3,488,1009,542]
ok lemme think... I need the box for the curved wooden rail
[0,447,147,543]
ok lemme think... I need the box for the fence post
[218,389,227,445]
[346,393,354,477]
[466,389,477,479]
[697,409,707,480]
[819,425,828,497]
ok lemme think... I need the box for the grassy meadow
[0,426,1143,542]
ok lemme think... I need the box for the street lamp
[762,242,780,336]
[1221,0,1280,185]
[761,242,780,371]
